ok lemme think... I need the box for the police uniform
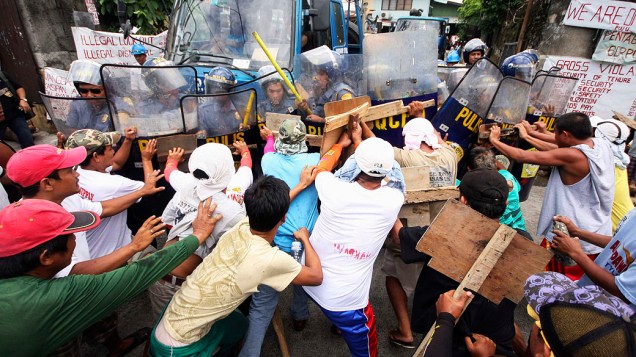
[67,100,115,133]
[198,99,240,137]
[258,96,296,116]
[310,82,354,117]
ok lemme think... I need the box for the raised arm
[112,127,137,171]
[70,215,165,274]
[489,125,581,167]
[164,147,185,182]
[516,124,558,151]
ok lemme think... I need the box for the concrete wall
[16,0,87,70]
[535,0,597,58]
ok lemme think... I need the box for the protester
[466,147,527,232]
[149,176,323,356]
[64,129,155,259]
[148,143,246,318]
[358,103,457,348]
[589,116,633,231]
[524,271,636,356]
[0,198,222,356]
[398,168,521,355]
[490,112,614,280]
[303,116,405,357]
[423,290,497,357]
[239,120,320,356]
[5,143,166,354]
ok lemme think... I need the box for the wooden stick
[272,307,290,357]
[413,224,517,357]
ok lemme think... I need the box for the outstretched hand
[131,215,166,251]
[191,198,222,244]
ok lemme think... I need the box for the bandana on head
[402,118,441,150]
[188,143,235,201]
[274,119,308,155]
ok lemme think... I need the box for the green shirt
[0,235,199,356]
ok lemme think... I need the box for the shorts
[381,239,423,296]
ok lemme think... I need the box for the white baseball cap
[355,137,394,177]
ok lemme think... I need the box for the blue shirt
[261,152,320,252]
[579,208,636,307]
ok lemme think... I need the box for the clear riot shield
[293,46,361,138]
[528,74,579,120]
[437,65,469,107]
[39,93,117,137]
[432,58,504,164]
[233,67,298,121]
[182,88,258,144]
[100,64,198,137]
[294,46,363,118]
[510,73,579,201]
[364,30,438,102]
[362,30,438,146]
[485,77,531,126]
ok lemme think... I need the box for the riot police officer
[299,49,354,123]
[462,38,488,65]
[257,65,296,116]
[198,67,241,137]
[66,60,116,133]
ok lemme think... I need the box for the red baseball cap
[0,199,100,258]
[7,145,87,187]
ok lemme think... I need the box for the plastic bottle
[291,241,302,262]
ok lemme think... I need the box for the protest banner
[44,68,77,98]
[72,27,167,65]
[543,56,636,118]
[593,30,636,64]
[85,0,100,25]
[564,0,636,33]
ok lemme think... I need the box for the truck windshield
[395,19,442,33]
[166,0,295,71]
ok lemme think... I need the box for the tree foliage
[96,0,173,35]
[458,0,525,38]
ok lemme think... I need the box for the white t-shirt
[56,194,104,278]
[160,218,301,344]
[77,167,143,259]
[162,170,245,258]
[303,172,404,311]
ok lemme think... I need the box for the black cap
[459,168,507,204]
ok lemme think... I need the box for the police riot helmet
[447,50,460,64]
[205,67,237,94]
[501,50,539,82]
[141,57,187,92]
[131,44,147,55]
[463,38,488,64]
[257,65,284,90]
[68,60,103,87]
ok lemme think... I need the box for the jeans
[0,112,34,148]
[238,284,310,357]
